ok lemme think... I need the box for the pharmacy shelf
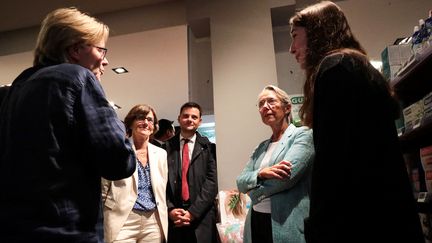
[417,201,432,213]
[390,43,432,151]
[390,45,432,106]
[399,120,432,150]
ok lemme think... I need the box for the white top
[253,141,279,213]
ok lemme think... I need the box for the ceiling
[1,0,302,34]
[0,0,177,32]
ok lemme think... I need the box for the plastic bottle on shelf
[425,10,432,46]
[418,19,429,51]
[411,25,422,57]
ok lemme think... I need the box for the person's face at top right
[289,26,308,70]
[178,107,202,133]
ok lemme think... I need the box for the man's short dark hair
[180,102,202,117]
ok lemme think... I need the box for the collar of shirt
[180,133,196,145]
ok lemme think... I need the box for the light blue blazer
[236,124,314,243]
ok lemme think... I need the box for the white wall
[103,25,189,120]
[276,51,304,95]
[188,33,214,115]
[0,51,33,84]
[187,0,279,190]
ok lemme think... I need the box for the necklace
[136,150,146,155]
[136,150,147,159]
[136,150,148,165]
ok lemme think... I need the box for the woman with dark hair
[102,104,168,243]
[289,1,423,243]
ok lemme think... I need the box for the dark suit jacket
[150,138,164,148]
[305,52,424,243]
[166,132,218,243]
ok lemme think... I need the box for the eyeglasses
[136,116,154,125]
[258,98,280,110]
[88,44,108,59]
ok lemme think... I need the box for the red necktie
[181,139,190,201]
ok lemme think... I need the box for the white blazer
[102,142,168,243]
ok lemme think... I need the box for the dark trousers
[168,225,197,243]
[251,208,273,243]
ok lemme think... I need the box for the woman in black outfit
[289,1,424,243]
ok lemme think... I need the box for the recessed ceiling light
[112,67,128,74]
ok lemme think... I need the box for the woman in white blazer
[102,104,168,243]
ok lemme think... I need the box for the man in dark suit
[166,102,218,243]
[150,118,175,148]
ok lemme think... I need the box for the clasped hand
[258,160,292,180]
[169,208,194,227]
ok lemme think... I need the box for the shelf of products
[390,45,432,214]
[399,120,432,150]
[418,201,432,213]
[391,45,432,106]
[391,44,432,149]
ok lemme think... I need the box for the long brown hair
[290,1,366,127]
